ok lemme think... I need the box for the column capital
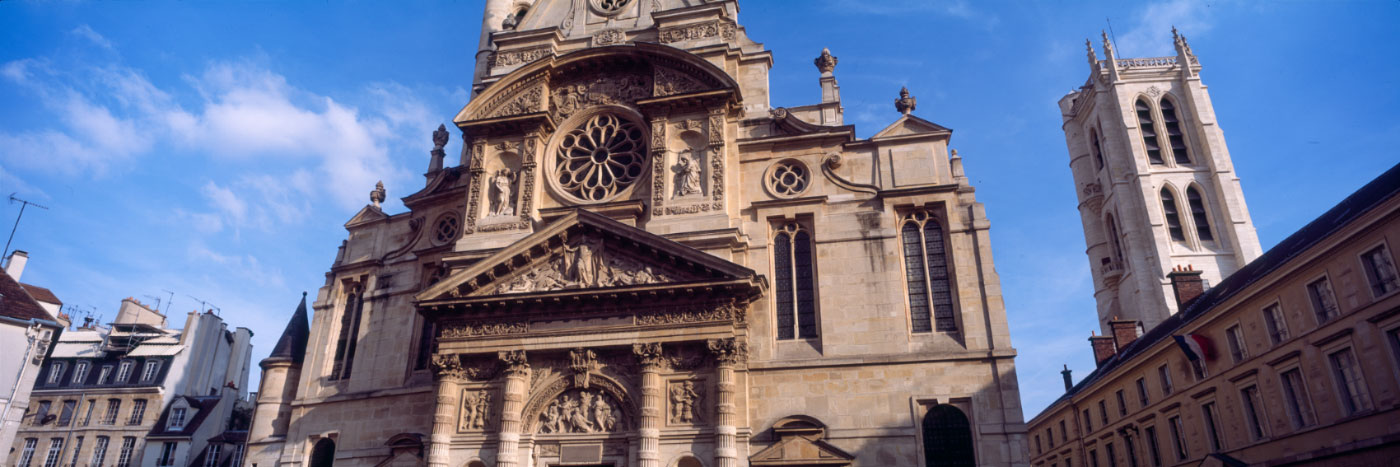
[706,338,747,366]
[498,349,530,376]
[430,354,468,381]
[632,342,667,371]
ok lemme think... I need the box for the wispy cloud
[70,24,113,50]
[821,0,999,28]
[1113,0,1214,58]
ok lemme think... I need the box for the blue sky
[1,0,1396,417]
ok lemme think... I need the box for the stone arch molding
[454,43,741,125]
[522,372,640,435]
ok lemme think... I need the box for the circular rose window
[553,113,647,202]
[767,159,810,197]
[433,214,460,245]
[591,0,631,15]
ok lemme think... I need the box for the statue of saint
[675,151,702,197]
[491,168,516,216]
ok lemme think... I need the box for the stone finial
[1101,30,1115,58]
[370,181,386,208]
[432,124,449,150]
[1085,39,1098,70]
[894,86,916,115]
[814,47,838,75]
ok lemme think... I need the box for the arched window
[1089,128,1105,171]
[1159,98,1190,164]
[309,439,335,467]
[901,212,957,333]
[1106,214,1124,262]
[923,405,975,467]
[676,456,704,467]
[1161,188,1185,242]
[774,223,817,340]
[1186,187,1214,242]
[1135,99,1164,165]
[330,286,365,380]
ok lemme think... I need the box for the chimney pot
[1168,265,1206,310]
[4,250,29,281]
[1061,364,1073,392]
[1089,334,1117,367]
[1108,317,1140,352]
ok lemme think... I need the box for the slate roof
[20,283,61,305]
[1041,162,1400,415]
[266,292,310,365]
[147,395,222,438]
[0,268,56,323]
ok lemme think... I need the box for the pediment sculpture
[537,389,629,434]
[493,236,682,295]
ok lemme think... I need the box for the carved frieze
[459,389,492,431]
[658,21,736,44]
[491,47,552,68]
[550,73,652,121]
[440,320,529,338]
[635,302,742,325]
[493,236,678,294]
[592,29,626,46]
[537,389,628,434]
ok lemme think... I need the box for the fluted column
[633,343,666,467]
[707,338,746,467]
[429,354,466,467]
[496,350,530,467]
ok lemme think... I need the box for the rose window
[433,214,460,245]
[592,0,631,15]
[767,160,810,197]
[554,113,647,202]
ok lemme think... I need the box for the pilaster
[633,342,666,467]
[495,350,530,467]
[429,354,467,467]
[707,338,746,467]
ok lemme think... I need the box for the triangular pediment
[416,210,759,303]
[871,114,952,139]
[749,434,854,466]
[345,205,389,228]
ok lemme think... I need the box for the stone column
[707,338,746,467]
[633,343,667,467]
[496,350,530,467]
[428,354,466,467]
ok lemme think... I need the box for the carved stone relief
[569,348,600,388]
[667,380,703,425]
[484,85,544,119]
[440,320,529,338]
[654,66,708,97]
[592,29,626,46]
[658,21,736,44]
[549,73,651,122]
[459,389,492,431]
[491,47,552,68]
[494,236,677,294]
[537,389,628,434]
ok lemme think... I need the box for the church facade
[245,1,1028,466]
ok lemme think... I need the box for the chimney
[1168,265,1205,309]
[1061,364,1073,392]
[5,250,29,281]
[1109,316,1140,351]
[1090,331,1117,367]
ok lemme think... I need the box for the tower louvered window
[901,212,958,333]
[330,285,366,380]
[1090,129,1105,171]
[1161,189,1185,242]
[1159,98,1191,164]
[1136,99,1164,165]
[1186,187,1214,242]
[773,223,817,340]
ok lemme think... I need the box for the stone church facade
[244,1,1028,466]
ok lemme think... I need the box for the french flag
[1174,334,1213,361]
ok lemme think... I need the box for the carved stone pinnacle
[370,181,386,208]
[814,47,838,75]
[895,86,916,116]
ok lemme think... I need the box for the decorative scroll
[658,21,736,43]
[708,108,725,209]
[538,389,628,434]
[459,390,492,431]
[650,117,667,216]
[464,139,486,234]
[593,29,626,46]
[519,131,539,229]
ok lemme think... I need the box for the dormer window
[71,362,90,385]
[168,407,187,431]
[141,361,161,383]
[115,361,134,383]
[97,366,113,385]
[46,362,65,385]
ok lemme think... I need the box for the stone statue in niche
[668,381,701,424]
[674,150,702,197]
[489,168,517,217]
[460,390,491,430]
[538,389,625,434]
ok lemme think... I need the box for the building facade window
[43,438,64,467]
[1136,378,1150,407]
[33,401,51,426]
[91,437,109,467]
[141,361,161,382]
[1159,98,1191,164]
[46,362,64,385]
[169,407,187,430]
[921,404,975,467]
[1263,304,1289,345]
[115,361,133,383]
[57,400,75,426]
[330,285,367,380]
[1158,364,1173,395]
[116,437,136,467]
[158,442,177,466]
[773,222,818,340]
[81,399,95,426]
[1167,415,1187,460]
[1106,215,1124,263]
[71,361,89,384]
[1190,359,1208,381]
[1136,99,1164,165]
[1279,368,1316,429]
[205,444,222,467]
[1201,402,1223,452]
[901,211,958,333]
[1328,347,1373,415]
[1240,385,1267,441]
[1161,189,1185,242]
[1185,187,1213,242]
[1098,400,1109,425]
[1361,244,1399,297]
[68,437,83,467]
[1115,390,1128,416]
[102,399,121,425]
[1088,449,1099,467]
[1225,324,1248,363]
[1144,426,1162,467]
[19,438,38,467]
[97,365,112,385]
[230,442,245,467]
[1090,128,1105,171]
[1060,419,1068,444]
[1307,277,1339,323]
[128,399,146,426]
[1105,441,1118,467]
[1388,327,1400,375]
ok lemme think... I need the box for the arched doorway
[310,438,336,467]
[922,405,974,467]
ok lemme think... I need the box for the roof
[20,283,61,305]
[1042,162,1400,414]
[147,395,222,438]
[0,268,55,323]
[50,342,104,359]
[266,292,310,365]
[127,344,185,357]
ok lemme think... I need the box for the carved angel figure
[675,151,702,197]
[491,168,517,216]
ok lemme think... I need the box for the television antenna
[142,294,163,312]
[4,194,49,261]
[187,294,220,315]
[161,289,176,314]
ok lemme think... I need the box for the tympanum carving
[549,74,651,122]
[494,236,676,294]
[538,389,628,434]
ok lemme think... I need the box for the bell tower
[1058,30,1262,334]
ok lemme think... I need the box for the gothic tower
[246,294,309,466]
[1059,30,1263,334]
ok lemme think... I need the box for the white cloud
[822,0,999,28]
[187,242,287,289]
[70,25,113,50]
[1113,0,1214,58]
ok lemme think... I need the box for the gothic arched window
[923,405,975,467]
[330,286,365,380]
[1161,188,1185,242]
[1106,214,1124,263]
[1187,186,1214,242]
[1136,99,1164,165]
[901,212,957,333]
[1089,128,1105,171]
[309,439,335,467]
[1160,98,1191,164]
[774,223,817,340]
